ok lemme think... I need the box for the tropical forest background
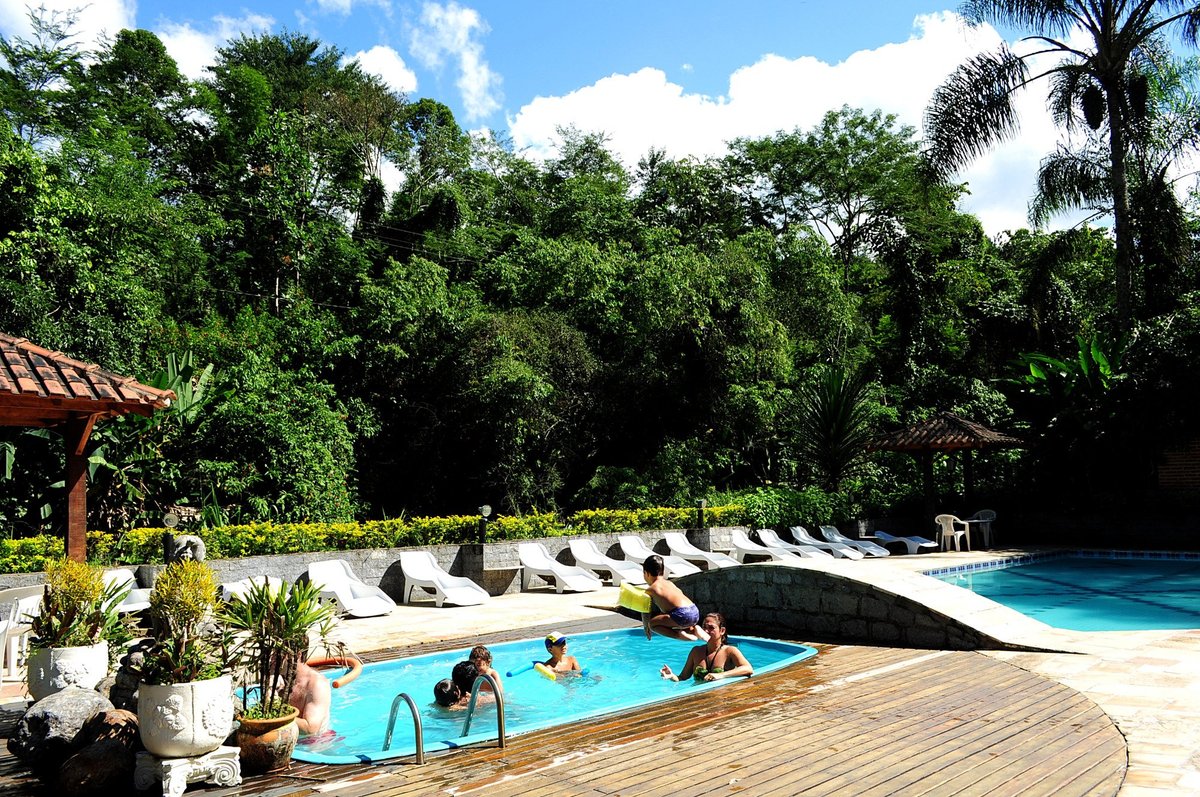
[3,7,1200,556]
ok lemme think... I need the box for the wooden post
[921,451,936,534]
[62,415,96,563]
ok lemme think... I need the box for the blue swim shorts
[668,603,700,628]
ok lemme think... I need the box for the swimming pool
[930,553,1200,631]
[292,628,817,764]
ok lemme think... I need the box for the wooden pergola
[0,334,175,562]
[868,411,1023,521]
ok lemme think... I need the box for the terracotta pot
[137,674,235,758]
[26,641,109,701]
[235,705,299,774]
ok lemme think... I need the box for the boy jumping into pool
[642,554,709,642]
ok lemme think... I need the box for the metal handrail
[460,673,506,747]
[382,692,424,764]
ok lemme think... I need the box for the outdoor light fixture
[695,498,707,529]
[478,504,492,544]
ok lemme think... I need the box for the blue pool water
[932,555,1200,631]
[292,628,817,764]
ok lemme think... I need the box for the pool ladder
[461,673,506,746]
[382,692,424,764]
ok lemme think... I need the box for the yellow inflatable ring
[619,581,652,613]
[306,655,363,688]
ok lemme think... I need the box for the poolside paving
[1,549,1196,794]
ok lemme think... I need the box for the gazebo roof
[0,333,174,427]
[868,411,1022,453]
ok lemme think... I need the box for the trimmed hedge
[0,505,749,570]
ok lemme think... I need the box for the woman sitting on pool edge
[659,612,753,682]
[542,631,582,674]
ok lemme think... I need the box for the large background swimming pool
[293,628,816,764]
[932,554,1200,631]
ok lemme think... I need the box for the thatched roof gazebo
[868,411,1023,522]
[0,333,175,562]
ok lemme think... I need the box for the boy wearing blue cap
[542,632,582,674]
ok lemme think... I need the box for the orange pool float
[306,655,363,688]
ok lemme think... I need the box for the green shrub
[710,486,850,529]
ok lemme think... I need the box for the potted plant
[219,579,336,773]
[26,559,131,700]
[136,559,234,759]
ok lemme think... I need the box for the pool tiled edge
[921,548,1200,578]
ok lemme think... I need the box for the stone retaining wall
[680,562,996,650]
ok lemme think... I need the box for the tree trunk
[1107,82,1134,330]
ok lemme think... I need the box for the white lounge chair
[567,539,646,586]
[220,575,286,603]
[397,551,490,607]
[788,526,865,560]
[306,559,397,618]
[934,514,971,551]
[0,586,43,681]
[517,543,604,593]
[102,568,152,613]
[729,528,805,563]
[617,536,702,577]
[754,528,834,559]
[872,530,938,555]
[663,532,740,569]
[819,526,891,557]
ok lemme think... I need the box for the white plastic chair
[306,559,396,617]
[567,539,646,586]
[397,551,489,607]
[662,532,740,569]
[969,509,997,547]
[872,530,938,555]
[788,526,865,560]
[517,543,603,593]
[220,575,286,603]
[0,586,43,681]
[819,526,891,557]
[102,568,152,613]
[934,514,971,551]
[729,528,804,563]
[754,528,834,559]
[617,536,702,577]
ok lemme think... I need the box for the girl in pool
[542,632,582,674]
[659,612,753,682]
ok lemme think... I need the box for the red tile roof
[868,411,1022,452]
[0,333,175,427]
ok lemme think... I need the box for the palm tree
[923,1,1200,329]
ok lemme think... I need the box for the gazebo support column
[62,415,96,563]
[921,451,935,530]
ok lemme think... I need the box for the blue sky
[0,0,1088,234]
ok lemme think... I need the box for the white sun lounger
[102,568,152,613]
[398,551,490,607]
[872,530,938,555]
[663,532,740,569]
[617,536,702,577]
[220,575,286,603]
[729,528,805,563]
[788,526,865,560]
[820,526,891,557]
[567,539,646,586]
[518,543,604,593]
[306,559,396,618]
[754,528,834,559]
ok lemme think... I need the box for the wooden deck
[0,624,1126,797]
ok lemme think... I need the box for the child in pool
[641,554,709,642]
[433,677,466,709]
[660,612,753,682]
[470,645,503,693]
[541,632,582,674]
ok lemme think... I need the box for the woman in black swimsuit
[659,612,753,682]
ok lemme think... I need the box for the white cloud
[409,1,501,122]
[507,11,1085,237]
[155,13,275,80]
[0,0,134,55]
[345,45,418,94]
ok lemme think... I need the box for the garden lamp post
[478,504,492,544]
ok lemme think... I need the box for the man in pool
[289,658,332,736]
[642,554,709,643]
[542,632,582,673]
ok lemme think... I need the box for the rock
[56,739,136,796]
[7,686,114,776]
[108,640,152,711]
[77,709,141,750]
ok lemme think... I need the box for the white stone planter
[138,674,235,759]
[26,641,109,701]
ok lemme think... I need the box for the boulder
[7,687,113,775]
[56,739,136,796]
[77,709,140,750]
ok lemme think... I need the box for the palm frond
[923,47,1029,178]
[1029,146,1110,226]
[959,0,1079,36]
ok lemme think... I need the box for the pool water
[933,556,1200,631]
[292,628,817,764]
